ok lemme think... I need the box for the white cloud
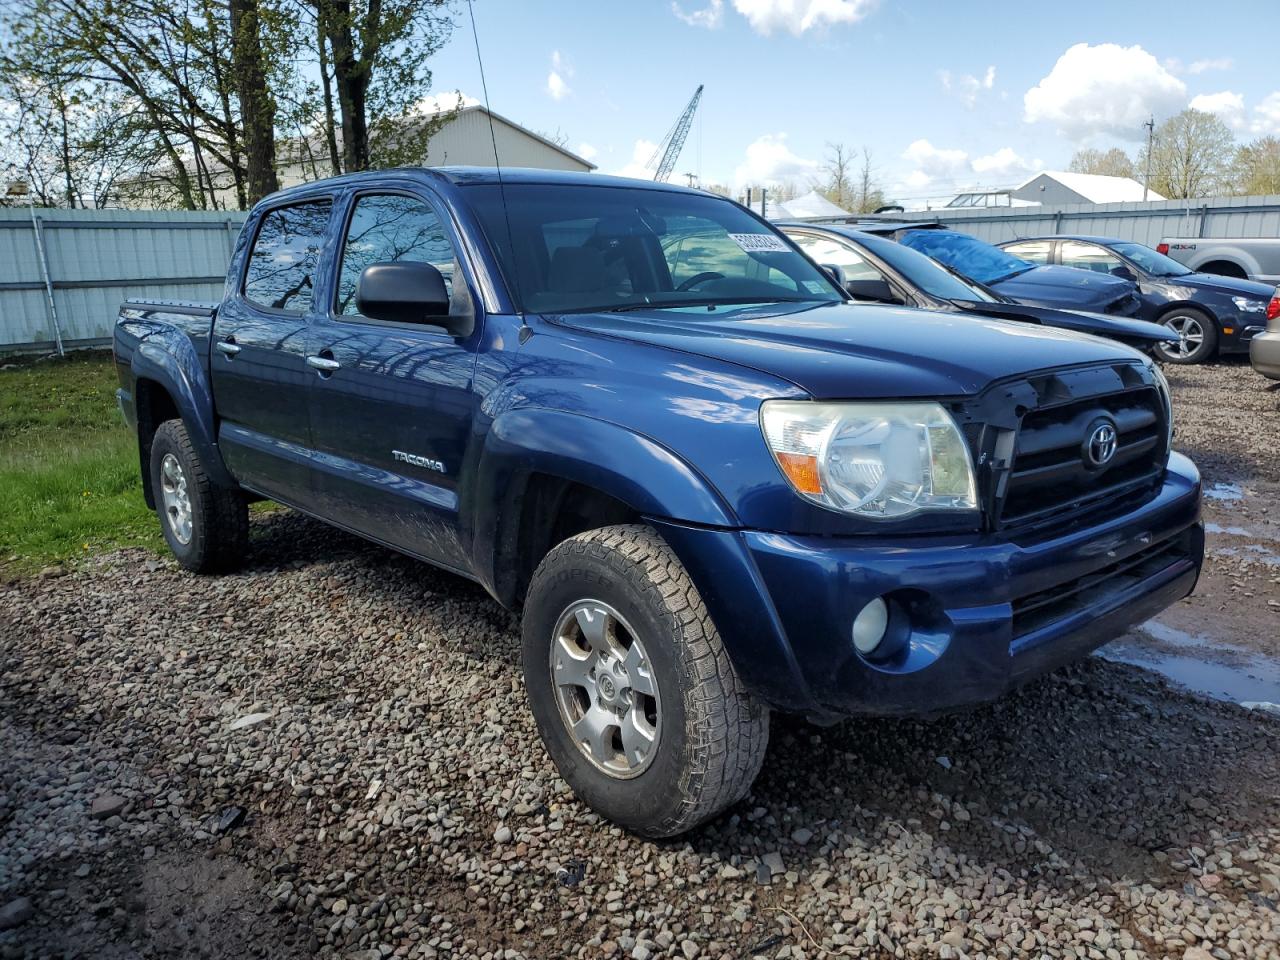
[730,0,876,36]
[940,65,996,108]
[547,51,572,101]
[413,91,481,116]
[1188,57,1233,75]
[576,142,599,162]
[971,146,1032,179]
[901,138,969,188]
[1024,43,1186,142]
[614,139,660,180]
[672,0,724,27]
[732,133,821,187]
[1252,92,1280,136]
[1189,90,1246,129]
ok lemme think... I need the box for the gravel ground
[2,359,1280,960]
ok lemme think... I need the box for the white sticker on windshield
[729,232,791,254]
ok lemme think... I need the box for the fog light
[852,597,889,655]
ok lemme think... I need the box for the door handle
[306,355,341,372]
[215,340,241,357]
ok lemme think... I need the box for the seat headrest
[549,246,608,293]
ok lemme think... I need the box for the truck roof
[257,166,707,208]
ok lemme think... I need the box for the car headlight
[760,400,977,519]
[1232,295,1265,313]
[1150,361,1175,451]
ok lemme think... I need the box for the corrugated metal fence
[0,208,247,354]
[881,193,1280,246]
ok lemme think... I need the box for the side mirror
[1111,265,1137,281]
[845,277,901,304]
[821,263,847,288]
[356,261,471,335]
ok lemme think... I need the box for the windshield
[851,231,996,302]
[898,229,1034,285]
[1107,241,1192,277]
[465,183,843,314]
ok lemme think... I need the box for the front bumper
[655,453,1202,720]
[1250,329,1280,380]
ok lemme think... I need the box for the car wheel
[1154,308,1218,364]
[521,524,769,837]
[150,419,248,573]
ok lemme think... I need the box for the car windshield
[1106,241,1193,277]
[465,183,843,314]
[897,229,1034,285]
[850,231,997,302]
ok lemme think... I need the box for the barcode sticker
[728,233,791,254]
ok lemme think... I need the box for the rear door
[211,197,334,505]
[305,188,481,571]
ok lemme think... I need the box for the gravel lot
[2,359,1279,959]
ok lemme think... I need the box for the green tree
[1139,109,1236,199]
[1068,147,1135,179]
[1231,136,1280,195]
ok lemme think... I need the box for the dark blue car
[1000,235,1277,364]
[849,223,1144,318]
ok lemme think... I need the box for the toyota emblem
[1084,420,1118,468]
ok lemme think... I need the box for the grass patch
[0,352,161,574]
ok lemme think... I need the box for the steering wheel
[676,271,725,292]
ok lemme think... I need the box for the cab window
[243,200,333,312]
[335,193,459,316]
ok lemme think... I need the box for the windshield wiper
[989,265,1035,284]
[605,296,816,313]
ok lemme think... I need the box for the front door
[211,197,333,506]
[306,190,481,572]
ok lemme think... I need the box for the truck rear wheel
[521,524,769,837]
[149,419,248,573]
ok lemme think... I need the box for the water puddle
[1205,521,1280,542]
[1212,544,1280,567]
[1098,621,1280,706]
[1204,482,1245,503]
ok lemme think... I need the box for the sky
[427,0,1280,204]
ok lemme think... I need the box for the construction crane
[645,85,703,183]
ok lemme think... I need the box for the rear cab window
[243,200,333,312]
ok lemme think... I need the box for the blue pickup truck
[114,168,1204,837]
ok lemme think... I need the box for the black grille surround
[1105,292,1143,317]
[952,361,1171,536]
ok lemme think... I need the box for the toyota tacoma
[114,168,1204,837]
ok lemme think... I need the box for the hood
[1174,272,1276,299]
[992,264,1135,309]
[548,300,1143,400]
[953,299,1176,346]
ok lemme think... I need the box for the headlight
[1232,296,1265,313]
[760,400,977,519]
[1150,362,1174,451]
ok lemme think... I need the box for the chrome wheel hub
[159,453,193,545]
[1162,314,1204,359]
[550,600,660,779]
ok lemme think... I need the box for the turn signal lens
[775,452,822,495]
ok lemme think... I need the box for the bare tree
[1139,109,1236,199]
[822,142,853,210]
[1068,147,1136,179]
[820,142,885,212]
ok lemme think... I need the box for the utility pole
[683,172,697,188]
[1142,116,1155,201]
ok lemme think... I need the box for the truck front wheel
[149,419,248,573]
[521,524,769,837]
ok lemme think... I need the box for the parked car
[777,222,1176,351]
[1156,236,1280,284]
[844,222,1144,317]
[113,168,1204,837]
[999,235,1276,364]
[1251,288,1280,380]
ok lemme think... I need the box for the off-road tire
[522,524,769,837]
[149,419,248,573]
[1153,306,1218,364]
